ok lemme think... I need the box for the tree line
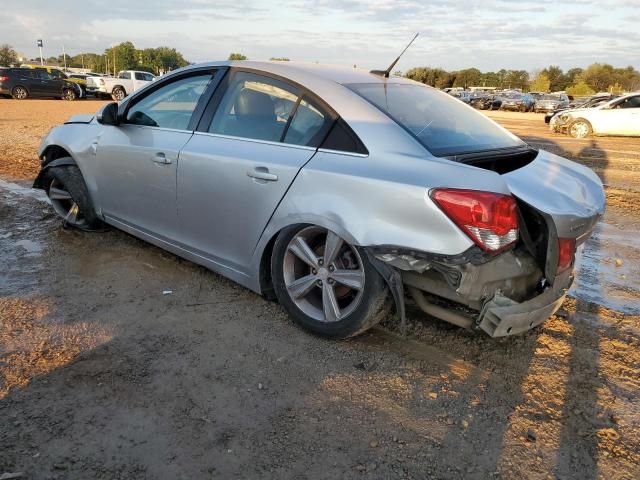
[0,42,189,75]
[404,63,640,95]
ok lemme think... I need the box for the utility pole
[37,39,44,66]
[113,47,116,76]
[62,45,67,70]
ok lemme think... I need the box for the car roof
[184,60,415,86]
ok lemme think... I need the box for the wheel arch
[32,147,77,189]
[254,216,361,296]
[12,84,30,95]
[112,84,126,94]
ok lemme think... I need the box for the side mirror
[96,102,120,126]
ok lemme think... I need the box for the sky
[1,0,639,73]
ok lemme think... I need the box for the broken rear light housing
[557,237,576,272]
[431,188,519,253]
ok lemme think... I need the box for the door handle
[152,152,171,164]
[247,167,278,182]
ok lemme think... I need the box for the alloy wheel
[570,121,589,138]
[48,178,87,228]
[283,226,365,323]
[13,87,27,99]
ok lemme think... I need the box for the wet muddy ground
[1,100,639,479]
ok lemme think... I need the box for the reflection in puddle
[572,222,640,315]
[15,239,43,257]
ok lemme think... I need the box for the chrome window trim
[191,131,317,152]
[118,123,195,135]
[316,147,369,158]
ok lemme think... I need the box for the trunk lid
[503,149,605,281]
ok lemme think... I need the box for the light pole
[37,39,43,66]
[62,45,67,70]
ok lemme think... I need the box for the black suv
[0,68,80,100]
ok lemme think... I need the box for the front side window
[209,72,299,142]
[126,74,213,130]
[617,96,640,109]
[348,83,524,156]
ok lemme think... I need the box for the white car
[86,70,155,101]
[550,92,640,138]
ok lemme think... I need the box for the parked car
[32,61,605,339]
[451,91,472,104]
[544,94,617,124]
[470,94,502,110]
[21,64,87,97]
[550,92,640,138]
[87,70,155,101]
[500,93,535,112]
[534,93,570,113]
[0,67,81,100]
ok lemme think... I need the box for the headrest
[234,88,275,121]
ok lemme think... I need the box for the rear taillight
[0,76,8,82]
[557,238,576,272]
[431,188,519,252]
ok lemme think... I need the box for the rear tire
[11,86,28,100]
[44,164,104,231]
[271,225,391,339]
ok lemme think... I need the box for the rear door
[177,69,333,271]
[95,70,218,241]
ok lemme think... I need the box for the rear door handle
[247,167,278,182]
[152,152,171,164]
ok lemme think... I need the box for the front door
[177,70,333,271]
[95,72,216,241]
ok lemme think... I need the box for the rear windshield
[347,83,524,156]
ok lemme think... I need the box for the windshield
[540,95,558,100]
[348,83,524,156]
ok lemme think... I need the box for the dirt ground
[1,99,639,479]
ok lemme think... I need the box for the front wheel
[568,119,592,139]
[271,225,390,338]
[62,88,77,101]
[44,164,104,230]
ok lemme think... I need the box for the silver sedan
[33,61,605,338]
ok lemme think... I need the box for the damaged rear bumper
[478,270,573,337]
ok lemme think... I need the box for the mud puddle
[571,220,640,315]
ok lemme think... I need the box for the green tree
[0,44,18,66]
[530,72,551,92]
[453,68,482,88]
[566,81,595,96]
[581,63,614,92]
[541,65,564,91]
[504,70,529,90]
[228,53,247,60]
[270,57,289,61]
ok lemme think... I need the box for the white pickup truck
[86,70,155,101]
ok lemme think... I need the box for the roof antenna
[371,33,419,78]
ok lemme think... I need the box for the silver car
[33,61,606,338]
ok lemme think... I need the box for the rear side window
[208,72,299,143]
[320,118,368,155]
[126,74,213,130]
[118,71,132,80]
